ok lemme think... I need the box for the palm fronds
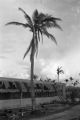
[23,39,33,59]
[6,8,62,59]
[57,66,64,75]
[6,22,26,27]
[41,28,57,44]
[19,8,33,29]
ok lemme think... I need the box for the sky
[0,0,80,81]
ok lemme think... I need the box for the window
[0,81,6,89]
[44,85,48,90]
[8,81,16,89]
[23,82,30,92]
[35,84,42,89]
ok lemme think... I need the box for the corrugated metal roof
[0,77,30,82]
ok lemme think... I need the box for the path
[29,105,80,120]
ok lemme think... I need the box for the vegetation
[65,76,80,103]
[65,77,79,87]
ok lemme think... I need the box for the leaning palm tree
[57,66,64,82]
[6,8,62,111]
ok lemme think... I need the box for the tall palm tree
[57,66,64,82]
[6,8,62,110]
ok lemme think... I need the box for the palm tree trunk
[30,28,36,111]
[58,74,59,83]
[30,53,35,111]
[57,74,59,96]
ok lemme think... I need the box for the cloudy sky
[0,0,80,80]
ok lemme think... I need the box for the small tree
[57,66,64,82]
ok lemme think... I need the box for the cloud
[0,58,30,78]
[39,58,46,67]
[0,56,7,59]
[40,59,65,78]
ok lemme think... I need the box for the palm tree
[6,8,62,110]
[57,66,64,82]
